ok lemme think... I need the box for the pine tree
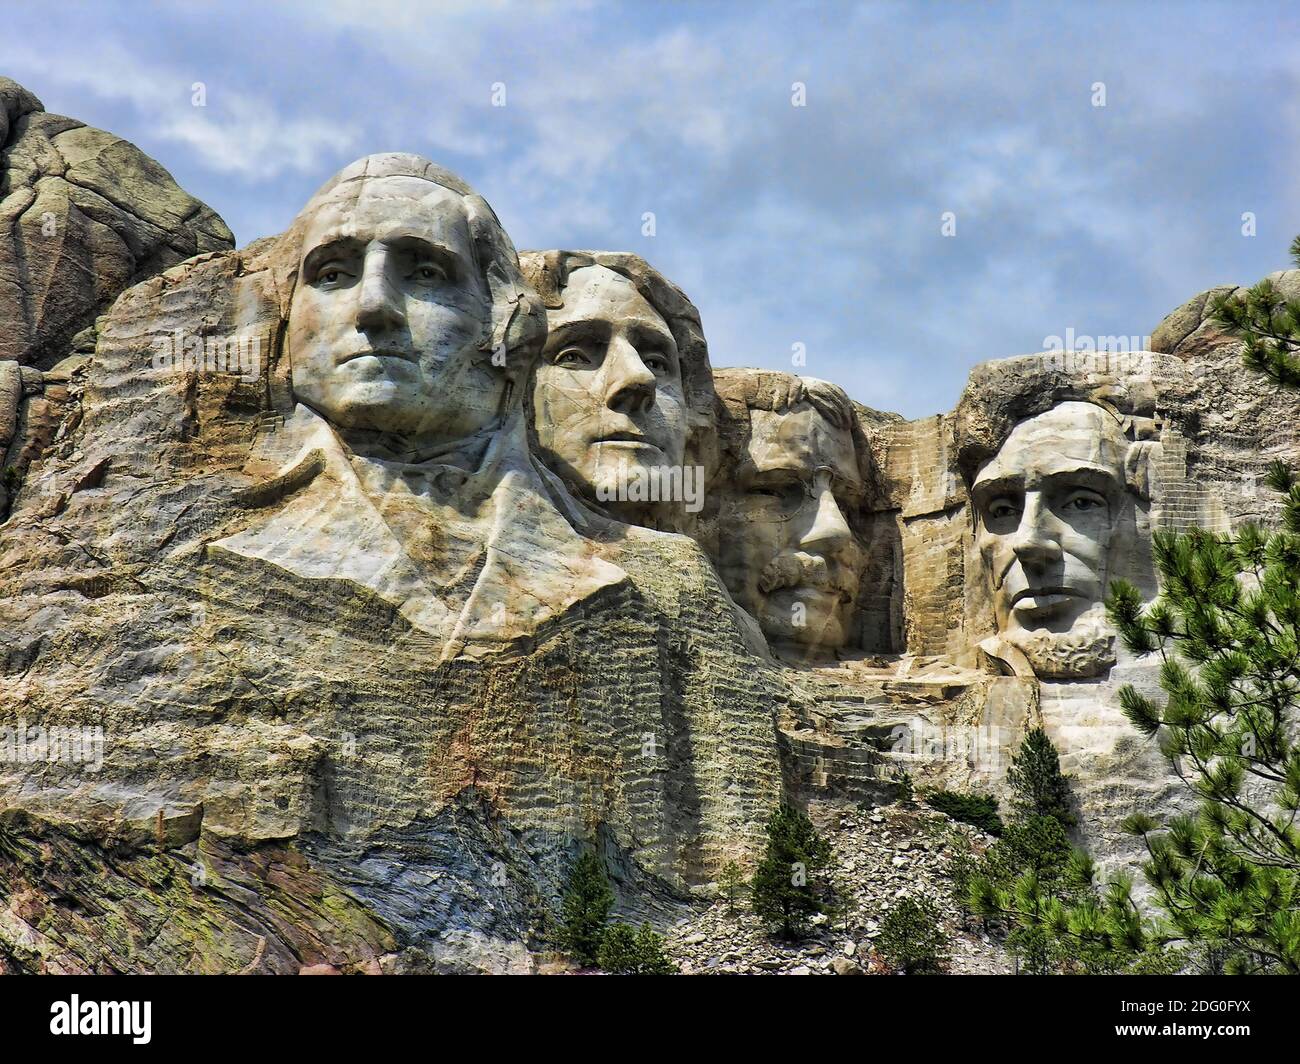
[718,860,747,915]
[876,895,948,974]
[596,921,676,975]
[1006,727,1075,827]
[966,730,1150,973]
[1208,236,1300,388]
[969,846,1151,974]
[925,789,1004,836]
[631,923,676,975]
[750,803,833,939]
[596,922,638,972]
[1106,475,1300,973]
[560,848,614,967]
[1098,241,1300,973]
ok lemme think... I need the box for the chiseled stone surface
[0,150,788,973]
[3,86,1300,973]
[0,77,233,371]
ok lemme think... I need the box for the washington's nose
[604,335,656,416]
[355,248,404,333]
[800,481,853,555]
[1008,492,1061,567]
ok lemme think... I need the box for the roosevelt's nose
[1008,492,1062,567]
[604,334,656,416]
[800,479,853,555]
[355,247,405,334]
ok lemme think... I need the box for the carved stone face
[531,265,687,521]
[972,401,1129,674]
[288,174,496,442]
[719,402,865,651]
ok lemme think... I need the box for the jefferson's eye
[411,262,448,283]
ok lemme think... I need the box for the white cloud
[3,40,358,180]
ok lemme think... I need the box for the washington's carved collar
[209,404,626,659]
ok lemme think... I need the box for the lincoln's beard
[1006,603,1116,680]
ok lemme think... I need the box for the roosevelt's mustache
[758,552,858,599]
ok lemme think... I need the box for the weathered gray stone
[0,77,233,371]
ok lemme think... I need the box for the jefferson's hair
[518,250,715,431]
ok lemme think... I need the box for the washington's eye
[987,498,1020,521]
[552,346,591,368]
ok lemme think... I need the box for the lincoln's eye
[315,264,352,286]
[643,351,669,374]
[1065,494,1104,511]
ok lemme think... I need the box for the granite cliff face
[1,80,1296,972]
[0,76,234,520]
[0,77,233,370]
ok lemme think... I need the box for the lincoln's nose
[1008,492,1062,568]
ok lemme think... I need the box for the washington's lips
[789,584,854,604]
[337,347,416,366]
[592,430,665,451]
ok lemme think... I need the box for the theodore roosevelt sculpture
[707,369,869,656]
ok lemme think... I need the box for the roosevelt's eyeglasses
[741,465,860,522]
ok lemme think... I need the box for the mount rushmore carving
[3,88,1298,971]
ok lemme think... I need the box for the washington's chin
[301,388,434,434]
[757,592,850,649]
[584,448,675,485]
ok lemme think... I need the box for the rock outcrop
[2,82,1298,973]
[1,78,233,370]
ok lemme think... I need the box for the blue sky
[4,0,1299,418]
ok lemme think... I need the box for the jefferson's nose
[1008,492,1062,567]
[800,481,853,555]
[355,247,404,333]
[604,335,656,416]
